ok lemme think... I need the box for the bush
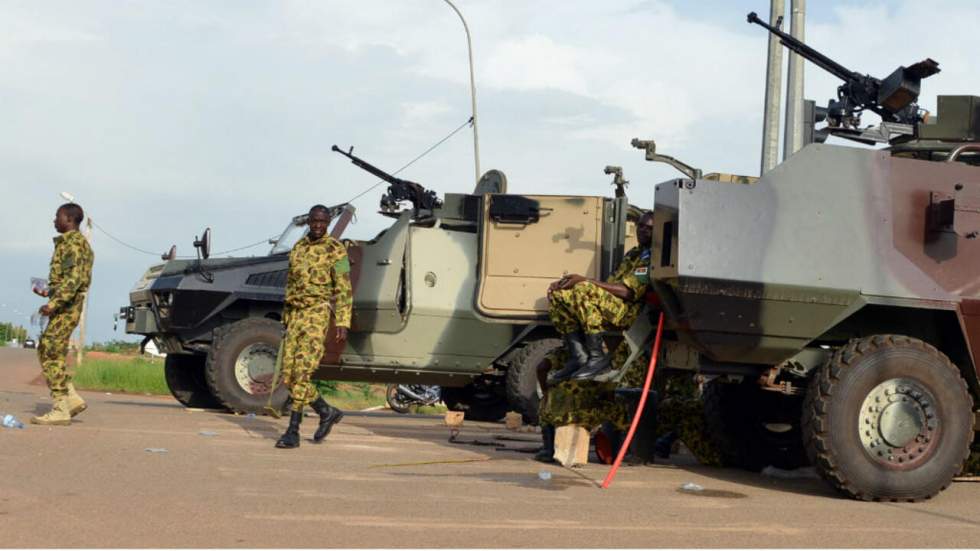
[86,340,141,354]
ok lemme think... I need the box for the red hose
[601,311,665,489]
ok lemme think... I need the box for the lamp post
[442,0,481,184]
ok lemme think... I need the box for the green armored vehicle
[614,14,980,501]
[122,151,641,422]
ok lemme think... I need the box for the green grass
[73,355,169,395]
[71,353,444,413]
[320,382,389,411]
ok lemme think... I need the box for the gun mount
[604,165,628,198]
[631,138,703,179]
[332,145,443,217]
[747,11,939,142]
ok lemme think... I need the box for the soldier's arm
[331,255,353,329]
[282,247,303,326]
[45,249,84,313]
[588,280,635,300]
[556,274,635,301]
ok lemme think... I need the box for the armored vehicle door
[475,194,611,321]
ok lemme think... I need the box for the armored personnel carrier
[121,156,641,422]
[609,13,979,501]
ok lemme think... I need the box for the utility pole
[760,0,785,174]
[782,0,806,160]
[443,0,481,184]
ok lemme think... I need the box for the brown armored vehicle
[616,13,980,501]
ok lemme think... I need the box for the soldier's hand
[560,274,586,289]
[335,327,348,342]
[39,304,52,316]
[32,288,49,297]
[547,280,562,297]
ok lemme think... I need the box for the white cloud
[2,0,980,343]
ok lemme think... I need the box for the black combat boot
[275,410,304,449]
[534,424,556,463]
[654,431,678,459]
[545,332,589,385]
[569,333,612,380]
[311,396,344,443]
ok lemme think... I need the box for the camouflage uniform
[540,247,652,432]
[281,235,352,413]
[538,341,647,431]
[38,230,93,398]
[548,247,651,335]
[652,375,723,467]
[538,342,723,466]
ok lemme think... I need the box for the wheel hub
[234,343,278,396]
[859,378,939,469]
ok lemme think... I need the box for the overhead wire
[344,116,473,204]
[89,116,473,258]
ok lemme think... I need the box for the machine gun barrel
[331,145,421,189]
[746,12,862,85]
[331,144,442,214]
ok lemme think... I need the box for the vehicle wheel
[386,384,413,414]
[164,354,223,409]
[506,338,561,425]
[703,379,808,471]
[802,335,973,501]
[440,383,508,422]
[205,317,289,414]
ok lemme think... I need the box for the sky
[2,0,979,344]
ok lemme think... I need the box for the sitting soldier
[546,211,655,383]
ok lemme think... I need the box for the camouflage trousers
[538,341,723,466]
[549,282,635,335]
[538,341,647,431]
[653,379,723,467]
[37,297,84,398]
[281,304,331,412]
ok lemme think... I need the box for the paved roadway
[2,347,980,547]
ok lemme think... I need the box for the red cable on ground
[600,311,665,489]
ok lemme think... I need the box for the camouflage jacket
[47,230,94,313]
[284,235,353,328]
[608,246,651,302]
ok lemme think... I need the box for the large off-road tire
[802,335,973,501]
[703,379,808,471]
[164,353,223,409]
[441,383,509,422]
[506,338,561,425]
[205,317,289,414]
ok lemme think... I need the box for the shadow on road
[385,470,596,492]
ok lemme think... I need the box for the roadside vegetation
[73,353,169,395]
[73,342,398,411]
[0,322,29,345]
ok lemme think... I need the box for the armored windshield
[270,215,309,255]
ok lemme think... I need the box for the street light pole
[443,0,481,184]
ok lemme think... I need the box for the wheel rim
[858,377,940,470]
[234,343,278,396]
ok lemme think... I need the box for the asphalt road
[2,347,980,547]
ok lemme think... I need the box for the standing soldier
[32,203,94,426]
[275,204,352,449]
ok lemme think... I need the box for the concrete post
[783,0,806,161]
[760,0,785,174]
